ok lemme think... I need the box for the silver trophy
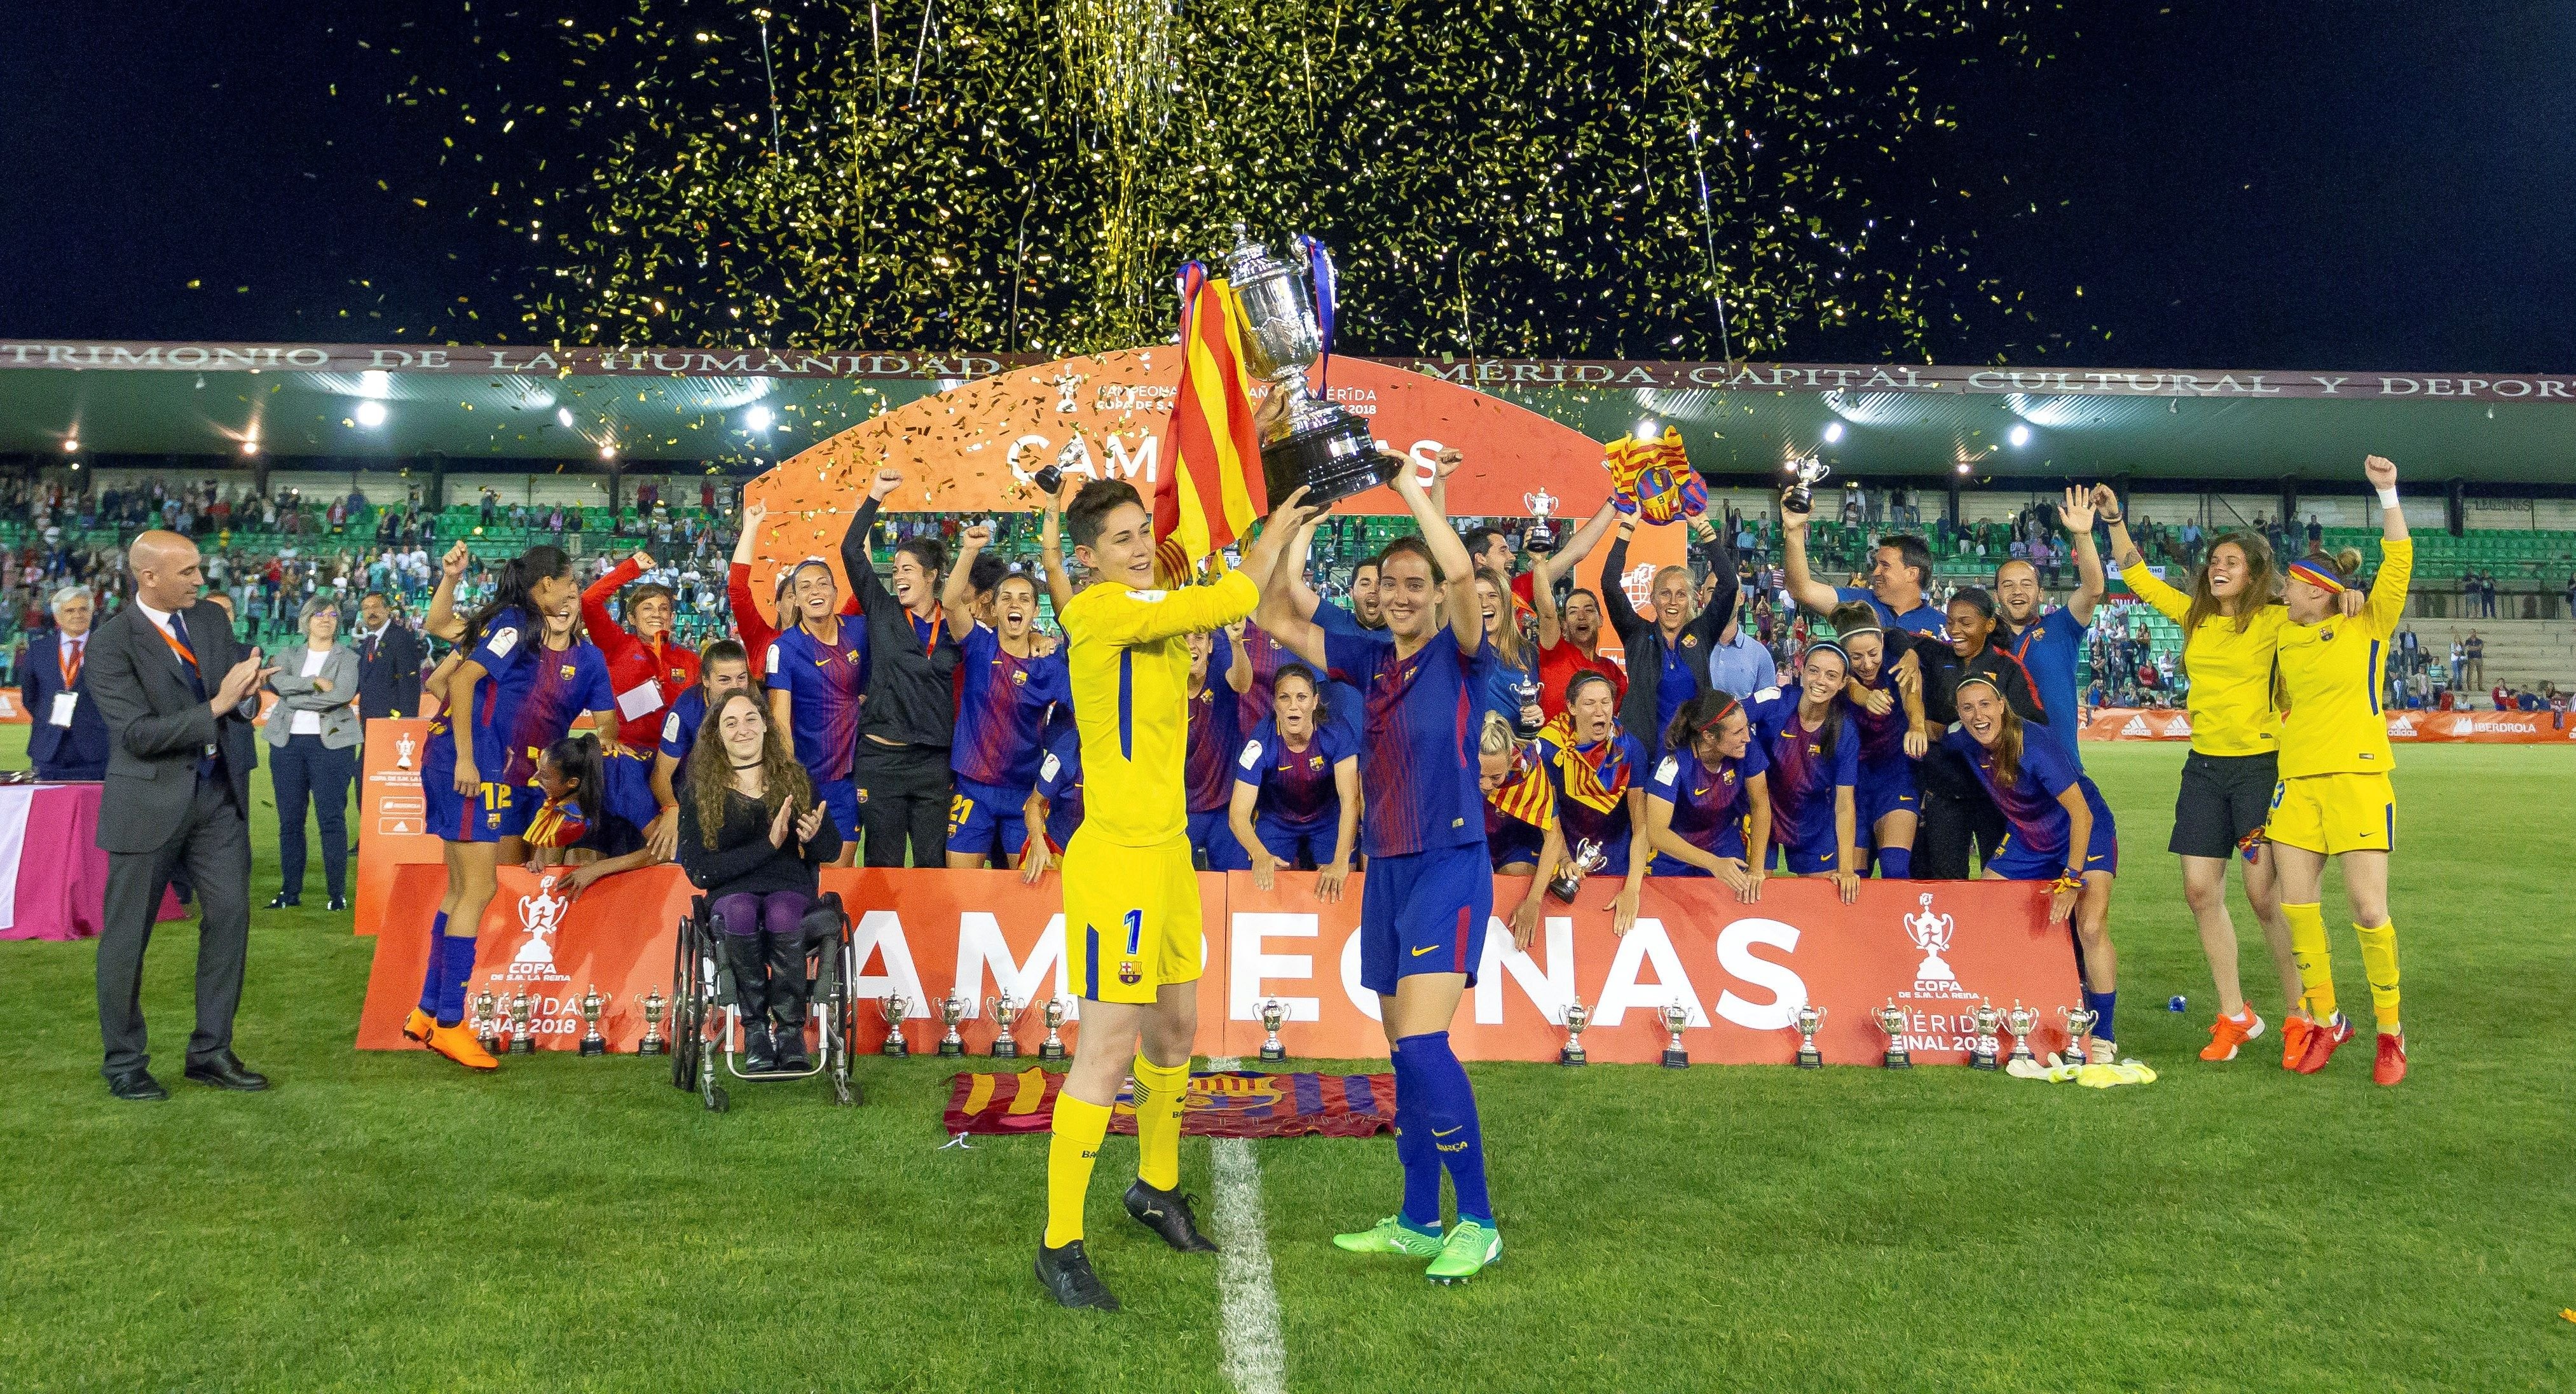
[2060,1005,2099,1066]
[985,993,1027,1059]
[1559,999,1591,1067]
[1547,838,1608,904]
[1039,997,1071,1065]
[578,984,612,1058]
[1659,999,1692,1069]
[1792,1002,1826,1070]
[1257,997,1289,1064]
[2004,1000,2040,1067]
[638,987,668,1056]
[1224,226,1388,509]
[1782,456,1833,516]
[1970,1000,2002,1072]
[879,993,910,1058]
[936,992,969,1058]
[471,989,500,1056]
[1874,998,1910,1069]
[507,988,537,1056]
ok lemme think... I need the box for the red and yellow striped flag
[1158,262,1268,572]
[1488,742,1558,831]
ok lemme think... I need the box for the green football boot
[1331,1215,1444,1258]
[1424,1219,1502,1283]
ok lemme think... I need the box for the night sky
[4,2,2572,370]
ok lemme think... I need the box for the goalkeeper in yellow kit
[1034,476,1317,1311]
[2271,453,2411,1086]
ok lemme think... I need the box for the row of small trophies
[466,983,2100,1070]
[1594,997,2099,1070]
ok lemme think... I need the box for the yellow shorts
[1060,829,1202,1004]
[2267,773,2394,856]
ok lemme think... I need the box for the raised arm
[1689,516,1737,645]
[423,541,471,643]
[942,523,989,642]
[839,471,905,618]
[1037,480,1076,612]
[2099,490,2191,626]
[1599,521,1646,641]
[1223,622,1253,694]
[2363,454,2413,633]
[1391,460,1481,654]
[2058,487,2105,626]
[1778,495,1842,618]
[582,552,650,659]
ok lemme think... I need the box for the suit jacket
[83,601,262,855]
[20,630,111,778]
[353,622,423,720]
[264,644,362,750]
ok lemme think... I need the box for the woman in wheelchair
[676,691,844,1072]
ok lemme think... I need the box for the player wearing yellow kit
[2107,490,2320,1068]
[1035,476,1316,1311]
[2272,453,2412,1086]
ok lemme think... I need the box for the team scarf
[1486,742,1558,831]
[519,790,592,850]
[1533,710,1634,814]
[2286,559,2346,594]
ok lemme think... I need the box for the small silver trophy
[1792,1002,1826,1070]
[936,992,969,1058]
[1547,838,1608,905]
[471,988,500,1056]
[1969,999,2002,1072]
[1658,999,1692,1069]
[879,993,910,1058]
[1874,998,1911,1069]
[2004,1001,2039,1067]
[986,993,1027,1059]
[507,989,537,1056]
[638,987,668,1056]
[1558,999,1592,1066]
[1224,226,1388,509]
[1039,997,1071,1066]
[2060,1005,2099,1066]
[1782,455,1833,516]
[578,984,611,1058]
[1257,997,1288,1064]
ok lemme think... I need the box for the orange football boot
[2279,1014,2314,1070]
[2200,1010,2264,1062]
[425,1022,499,1072]
[2292,1013,2353,1075]
[402,1007,436,1043]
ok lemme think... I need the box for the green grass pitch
[1,733,2570,1391]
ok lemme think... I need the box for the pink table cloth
[0,783,185,941]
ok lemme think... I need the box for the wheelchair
[668,891,861,1112]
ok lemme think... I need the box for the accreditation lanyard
[151,619,201,674]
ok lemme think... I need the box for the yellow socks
[1044,1094,1113,1248]
[2284,901,2338,1021]
[1130,1055,1191,1192]
[2355,920,2401,1033]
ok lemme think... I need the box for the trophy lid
[1224,222,1287,283]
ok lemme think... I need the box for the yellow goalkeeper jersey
[2121,561,2286,757]
[2277,537,2412,780]
[1058,571,1261,846]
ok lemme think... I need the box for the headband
[2287,560,2346,594]
[1691,694,1743,738]
[1803,640,1847,665]
[1835,624,1884,644]
[1955,673,2006,699]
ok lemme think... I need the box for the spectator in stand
[22,584,109,780]
[2463,630,2485,689]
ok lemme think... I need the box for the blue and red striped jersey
[1233,719,1353,836]
[1323,627,1495,860]
[502,638,613,785]
[950,623,1071,791]
[766,619,868,782]
[1645,738,1767,857]
[1750,689,1858,857]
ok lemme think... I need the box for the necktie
[165,612,218,782]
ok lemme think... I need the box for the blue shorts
[1188,807,1251,871]
[945,777,1029,861]
[1987,812,2121,881]
[1488,817,1544,870]
[1357,841,1493,995]
[1855,758,1920,833]
[1771,841,1844,876]
[1648,823,1747,877]
[423,733,514,844]
[1253,820,1336,870]
[496,782,544,839]
[814,777,862,843]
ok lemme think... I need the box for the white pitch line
[1205,1056,1285,1394]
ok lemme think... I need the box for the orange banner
[357,867,2078,1063]
[2081,705,2576,743]
[355,718,443,935]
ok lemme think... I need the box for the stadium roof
[3,339,2573,488]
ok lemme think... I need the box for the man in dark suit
[352,590,423,719]
[85,530,275,1101]
[22,584,109,780]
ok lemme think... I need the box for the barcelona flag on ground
[944,1068,1396,1139]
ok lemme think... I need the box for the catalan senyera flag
[1488,742,1558,831]
[1158,262,1268,573]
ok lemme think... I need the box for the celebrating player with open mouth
[1034,478,1316,1313]
[940,525,1070,869]
[2272,455,2414,1085]
[1825,604,1928,880]
[1645,689,1774,899]
[1749,643,1863,902]
[1258,457,1505,1285]
[1947,674,2123,1059]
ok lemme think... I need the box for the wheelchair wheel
[704,1083,729,1114]
[669,906,710,1093]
